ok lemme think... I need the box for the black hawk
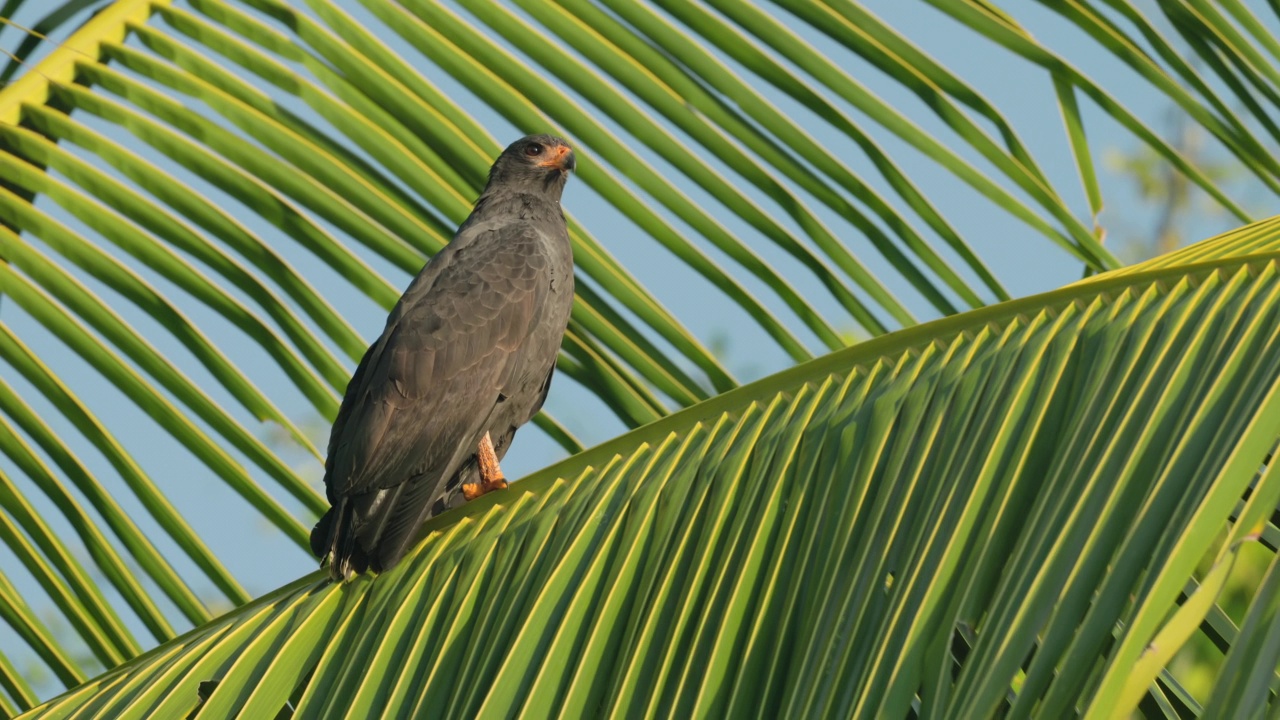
[310,134,577,580]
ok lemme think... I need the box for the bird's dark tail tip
[309,509,333,559]
[311,504,368,582]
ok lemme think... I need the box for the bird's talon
[462,475,507,502]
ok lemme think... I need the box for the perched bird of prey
[310,134,577,581]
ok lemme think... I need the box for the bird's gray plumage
[311,134,576,580]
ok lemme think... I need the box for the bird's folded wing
[324,226,551,496]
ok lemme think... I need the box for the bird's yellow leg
[463,432,508,500]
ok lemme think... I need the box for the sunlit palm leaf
[0,1,114,84]
[2,0,1280,713]
[18,217,1280,718]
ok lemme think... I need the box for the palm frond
[21,218,1280,718]
[2,1,1280,712]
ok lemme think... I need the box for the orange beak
[538,144,576,172]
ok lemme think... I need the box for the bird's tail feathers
[310,470,471,581]
[363,479,437,575]
[311,499,367,582]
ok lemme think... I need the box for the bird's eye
[524,142,544,156]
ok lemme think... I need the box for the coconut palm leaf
[0,0,114,84]
[15,216,1280,718]
[2,0,1280,714]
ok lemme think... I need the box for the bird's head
[484,134,576,199]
